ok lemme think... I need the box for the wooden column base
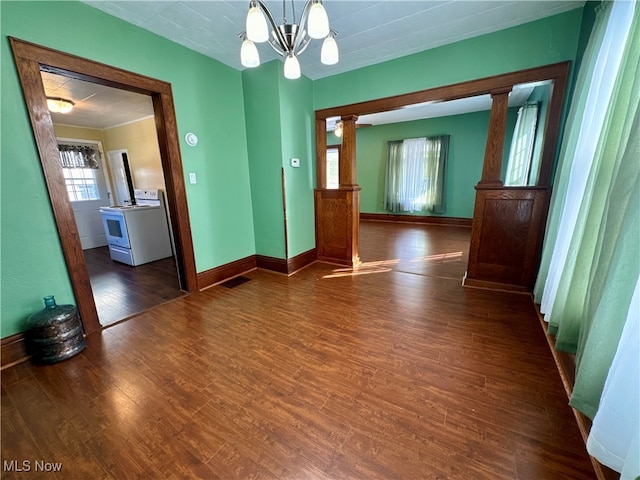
[465,186,550,291]
[315,187,360,267]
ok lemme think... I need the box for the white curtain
[384,136,448,213]
[587,275,640,479]
[539,0,634,319]
[400,138,427,212]
[504,102,539,186]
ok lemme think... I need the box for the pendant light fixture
[46,97,74,114]
[239,0,339,79]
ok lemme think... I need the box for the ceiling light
[334,121,343,137]
[240,34,260,68]
[321,31,339,65]
[239,0,338,79]
[46,97,74,114]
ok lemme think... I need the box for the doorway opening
[44,71,184,327]
[10,37,198,335]
[315,62,570,291]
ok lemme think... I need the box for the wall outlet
[189,172,197,184]
[291,158,300,168]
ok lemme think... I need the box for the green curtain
[384,140,404,212]
[570,11,639,418]
[534,2,638,418]
[533,2,612,303]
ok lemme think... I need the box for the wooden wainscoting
[465,186,550,292]
[315,188,360,267]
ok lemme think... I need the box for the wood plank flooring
[83,247,184,327]
[1,222,595,479]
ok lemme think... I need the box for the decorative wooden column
[465,87,549,292]
[478,87,511,186]
[339,115,358,187]
[314,115,361,267]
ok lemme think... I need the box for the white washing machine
[100,189,173,266]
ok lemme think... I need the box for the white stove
[100,189,173,266]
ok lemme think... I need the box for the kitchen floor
[83,246,184,326]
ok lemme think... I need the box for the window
[326,146,340,189]
[384,135,449,213]
[58,143,103,202]
[504,102,540,186]
[62,167,100,201]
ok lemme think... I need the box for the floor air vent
[221,276,251,288]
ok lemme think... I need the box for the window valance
[58,143,100,169]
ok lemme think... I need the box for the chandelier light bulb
[246,2,269,43]
[241,38,260,68]
[307,1,330,39]
[321,33,339,65]
[284,54,301,79]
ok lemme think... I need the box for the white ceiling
[82,0,584,80]
[42,71,154,129]
[328,79,551,130]
[47,1,583,130]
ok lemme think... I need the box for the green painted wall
[1,2,588,338]
[356,108,518,218]
[277,73,316,258]
[313,9,584,110]
[243,61,316,259]
[243,61,286,258]
[1,1,254,336]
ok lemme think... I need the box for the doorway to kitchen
[45,71,184,327]
[10,37,198,335]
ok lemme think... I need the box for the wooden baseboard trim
[534,304,618,480]
[1,332,31,370]
[197,255,257,290]
[462,274,530,293]
[256,255,288,274]
[287,248,317,274]
[257,249,318,275]
[360,213,472,227]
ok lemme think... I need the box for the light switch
[189,172,197,184]
[291,158,300,168]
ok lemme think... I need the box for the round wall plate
[185,132,198,146]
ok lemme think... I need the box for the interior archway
[314,62,570,291]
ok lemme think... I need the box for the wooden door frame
[10,37,198,335]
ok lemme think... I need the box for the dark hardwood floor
[83,247,184,327]
[1,222,595,479]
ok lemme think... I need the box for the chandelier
[240,0,339,79]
